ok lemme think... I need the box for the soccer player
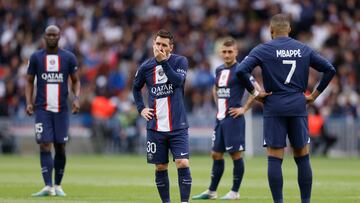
[192,38,259,200]
[132,30,192,203]
[25,25,81,197]
[236,14,336,203]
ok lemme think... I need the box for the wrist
[251,89,259,97]
[73,95,80,101]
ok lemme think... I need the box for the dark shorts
[35,109,69,144]
[146,128,189,164]
[263,116,310,149]
[212,116,245,153]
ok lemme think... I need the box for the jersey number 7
[283,60,296,84]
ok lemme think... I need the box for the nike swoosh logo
[180,153,188,156]
[157,77,166,82]
[225,146,233,150]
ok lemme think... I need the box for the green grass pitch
[0,155,359,202]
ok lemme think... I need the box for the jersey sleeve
[132,64,146,113]
[27,53,37,75]
[159,56,188,86]
[309,49,336,92]
[68,52,78,74]
[214,67,221,86]
[236,47,262,93]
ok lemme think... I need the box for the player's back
[251,37,314,116]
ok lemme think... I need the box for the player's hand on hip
[255,91,272,103]
[305,90,320,104]
[305,95,315,104]
[26,104,34,116]
[141,108,154,121]
[72,100,80,114]
[153,45,167,62]
[229,107,245,118]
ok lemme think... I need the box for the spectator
[308,105,337,156]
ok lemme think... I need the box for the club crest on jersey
[46,55,60,72]
[218,69,230,87]
[155,65,168,84]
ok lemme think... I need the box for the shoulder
[249,44,264,56]
[59,49,77,59]
[215,65,224,74]
[171,54,188,63]
[138,57,156,71]
[30,49,45,58]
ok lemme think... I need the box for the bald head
[270,14,291,39]
[44,25,60,50]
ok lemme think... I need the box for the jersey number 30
[283,60,296,84]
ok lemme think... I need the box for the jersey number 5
[283,60,296,84]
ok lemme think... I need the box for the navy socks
[232,158,244,192]
[268,156,283,203]
[209,159,224,191]
[40,151,53,186]
[155,170,170,203]
[54,150,66,185]
[178,167,192,202]
[295,154,312,203]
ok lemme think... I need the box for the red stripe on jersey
[225,69,231,86]
[58,85,60,112]
[45,55,47,72]
[45,85,48,109]
[225,69,230,116]
[153,66,156,84]
[58,55,61,72]
[167,96,172,131]
[44,55,48,109]
[58,55,61,111]
[225,99,228,116]
[153,99,158,131]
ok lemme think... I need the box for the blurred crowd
[0,0,359,129]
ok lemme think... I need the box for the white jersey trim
[46,84,60,113]
[155,97,171,132]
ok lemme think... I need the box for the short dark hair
[155,29,174,44]
[270,13,291,32]
[222,37,236,47]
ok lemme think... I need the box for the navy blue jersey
[27,49,78,112]
[215,62,251,120]
[133,54,189,132]
[236,37,336,116]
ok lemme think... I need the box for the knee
[211,151,223,160]
[54,144,66,154]
[40,143,52,152]
[175,159,189,168]
[230,151,243,160]
[156,164,168,171]
[293,145,310,157]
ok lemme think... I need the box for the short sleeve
[27,53,37,75]
[69,52,78,74]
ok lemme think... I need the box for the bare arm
[25,75,35,116]
[70,71,81,114]
[212,86,218,105]
[228,80,260,118]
